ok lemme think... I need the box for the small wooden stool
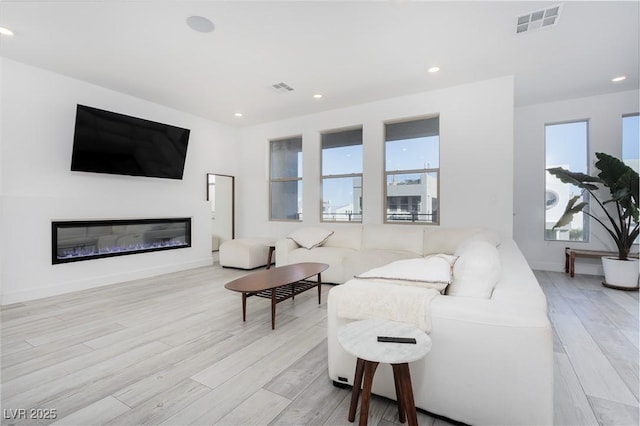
[337,319,432,426]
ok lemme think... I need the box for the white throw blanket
[331,278,440,332]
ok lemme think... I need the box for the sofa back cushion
[289,246,354,284]
[323,225,362,250]
[362,225,423,254]
[447,239,501,298]
[423,227,485,255]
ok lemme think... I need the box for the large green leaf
[552,195,587,229]
[595,152,634,190]
[618,168,640,222]
[596,152,640,222]
[546,167,600,191]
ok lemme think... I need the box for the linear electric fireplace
[52,218,191,264]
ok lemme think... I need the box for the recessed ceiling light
[611,76,627,82]
[313,94,323,99]
[427,66,440,73]
[186,16,215,33]
[0,27,14,36]
[234,112,243,118]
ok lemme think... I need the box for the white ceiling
[0,1,638,127]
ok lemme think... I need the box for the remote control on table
[377,336,417,344]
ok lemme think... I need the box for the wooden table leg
[394,363,418,426]
[317,273,322,304]
[570,252,576,277]
[565,247,570,273]
[242,292,247,322]
[392,364,406,423]
[348,358,365,422]
[266,246,275,269]
[271,288,276,330]
[359,361,379,426]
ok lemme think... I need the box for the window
[545,120,588,241]
[270,136,302,221]
[321,127,363,222]
[622,113,639,244]
[622,113,639,173]
[384,116,439,223]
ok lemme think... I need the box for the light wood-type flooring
[1,265,638,425]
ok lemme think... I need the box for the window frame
[622,113,639,245]
[383,114,440,225]
[622,112,639,173]
[320,125,363,223]
[544,119,590,242]
[269,135,303,222]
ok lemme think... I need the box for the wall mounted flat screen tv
[71,105,190,179]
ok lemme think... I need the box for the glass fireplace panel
[52,218,191,264]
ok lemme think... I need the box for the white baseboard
[529,261,565,273]
[529,260,604,277]
[1,258,213,305]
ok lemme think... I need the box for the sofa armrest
[275,238,299,267]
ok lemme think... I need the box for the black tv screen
[71,105,190,179]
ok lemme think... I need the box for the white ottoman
[219,238,275,269]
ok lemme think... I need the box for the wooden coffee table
[224,262,329,329]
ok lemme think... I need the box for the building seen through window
[384,116,439,223]
[321,127,363,222]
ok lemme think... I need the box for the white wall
[514,90,639,274]
[0,58,239,304]
[0,60,5,305]
[237,76,515,241]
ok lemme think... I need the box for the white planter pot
[601,256,639,290]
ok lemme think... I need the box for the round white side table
[337,318,432,426]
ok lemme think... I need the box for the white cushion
[342,249,421,282]
[288,227,334,249]
[423,227,482,255]
[355,255,457,292]
[448,240,501,298]
[464,229,502,247]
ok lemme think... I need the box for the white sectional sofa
[276,225,488,284]
[276,225,553,425]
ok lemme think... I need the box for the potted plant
[547,152,639,290]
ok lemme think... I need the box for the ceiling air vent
[516,5,561,34]
[271,82,294,93]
